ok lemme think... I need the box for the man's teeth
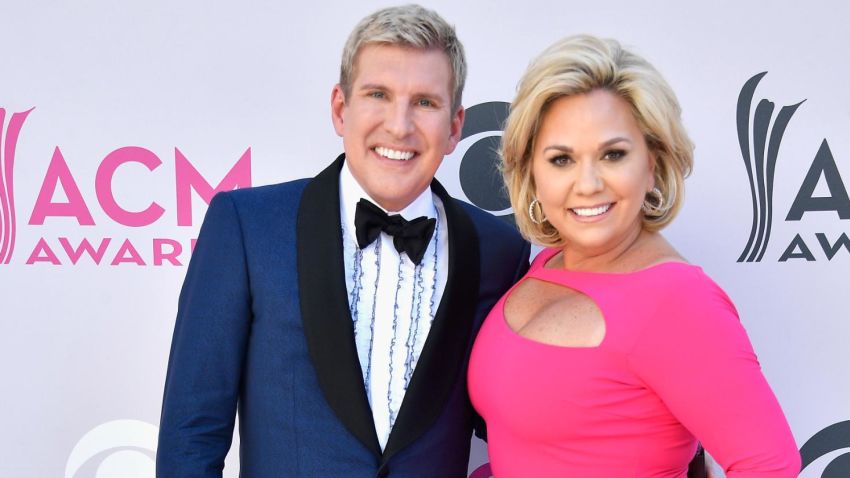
[375,147,415,161]
[572,204,611,217]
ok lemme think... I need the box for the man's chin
[369,185,428,211]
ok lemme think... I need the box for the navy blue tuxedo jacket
[157,156,531,477]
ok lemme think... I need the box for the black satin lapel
[297,154,381,457]
[382,179,481,461]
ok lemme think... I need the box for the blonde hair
[339,4,466,112]
[502,34,694,246]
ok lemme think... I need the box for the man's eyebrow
[356,83,447,100]
[357,83,386,91]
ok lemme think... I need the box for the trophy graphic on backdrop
[0,107,34,265]
[736,73,804,262]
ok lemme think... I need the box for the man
[157,5,530,477]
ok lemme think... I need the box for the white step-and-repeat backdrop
[2,1,848,477]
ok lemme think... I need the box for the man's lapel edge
[382,179,482,461]
[296,154,382,457]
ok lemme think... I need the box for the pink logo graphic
[1,105,252,267]
[0,107,34,265]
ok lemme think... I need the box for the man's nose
[385,102,415,138]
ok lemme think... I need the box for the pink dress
[468,248,800,477]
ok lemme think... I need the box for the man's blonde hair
[339,4,466,112]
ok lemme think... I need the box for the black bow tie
[354,198,436,266]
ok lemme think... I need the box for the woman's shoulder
[528,247,559,271]
[628,235,739,318]
[660,263,731,302]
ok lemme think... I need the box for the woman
[467,35,800,477]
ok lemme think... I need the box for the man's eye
[369,91,386,99]
[417,98,434,107]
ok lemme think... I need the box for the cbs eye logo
[452,101,516,226]
[65,420,157,478]
[800,420,850,477]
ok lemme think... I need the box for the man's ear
[444,105,466,155]
[331,84,346,137]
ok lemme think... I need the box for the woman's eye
[604,150,626,161]
[550,155,571,166]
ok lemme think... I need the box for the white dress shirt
[339,162,449,450]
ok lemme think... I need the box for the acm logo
[0,106,252,266]
[737,72,850,262]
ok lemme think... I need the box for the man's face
[331,44,464,212]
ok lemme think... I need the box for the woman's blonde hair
[502,35,694,246]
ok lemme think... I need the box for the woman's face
[531,89,656,257]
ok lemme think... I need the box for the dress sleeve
[627,269,800,477]
[157,192,252,477]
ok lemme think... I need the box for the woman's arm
[628,269,800,477]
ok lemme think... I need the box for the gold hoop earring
[528,198,547,225]
[642,187,667,217]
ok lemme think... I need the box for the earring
[642,187,667,217]
[528,198,547,225]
